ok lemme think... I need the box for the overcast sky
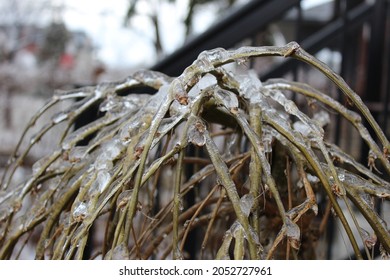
[59,0,330,69]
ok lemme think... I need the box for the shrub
[0,42,389,259]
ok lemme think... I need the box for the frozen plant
[0,42,389,260]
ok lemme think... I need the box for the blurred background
[0,0,389,259]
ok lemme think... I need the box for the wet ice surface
[237,70,263,103]
[215,89,239,110]
[110,243,130,260]
[72,202,88,222]
[285,217,301,250]
[188,119,207,146]
[90,170,111,195]
[2,51,390,260]
[240,193,254,217]
[116,190,133,210]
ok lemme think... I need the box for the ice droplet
[311,203,319,215]
[188,120,206,146]
[9,215,25,235]
[178,197,184,211]
[286,217,300,250]
[240,193,254,217]
[73,202,88,222]
[338,173,345,182]
[307,174,320,184]
[52,111,68,124]
[197,47,226,64]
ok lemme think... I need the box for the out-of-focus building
[0,22,104,173]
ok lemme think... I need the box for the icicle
[262,129,274,153]
[223,133,238,159]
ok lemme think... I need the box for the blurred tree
[38,22,69,64]
[124,0,238,56]
[0,0,49,60]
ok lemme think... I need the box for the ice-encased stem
[204,131,259,259]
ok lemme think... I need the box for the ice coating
[285,217,301,249]
[307,174,320,184]
[293,121,311,137]
[2,43,390,260]
[73,202,88,222]
[240,193,254,217]
[215,89,239,110]
[230,220,244,239]
[90,170,111,195]
[102,139,123,160]
[116,190,133,210]
[313,111,330,128]
[262,127,274,153]
[338,173,345,182]
[32,157,47,175]
[68,146,88,163]
[110,243,130,260]
[94,153,114,171]
[237,70,263,103]
[51,111,68,124]
[188,119,207,146]
[197,47,227,65]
